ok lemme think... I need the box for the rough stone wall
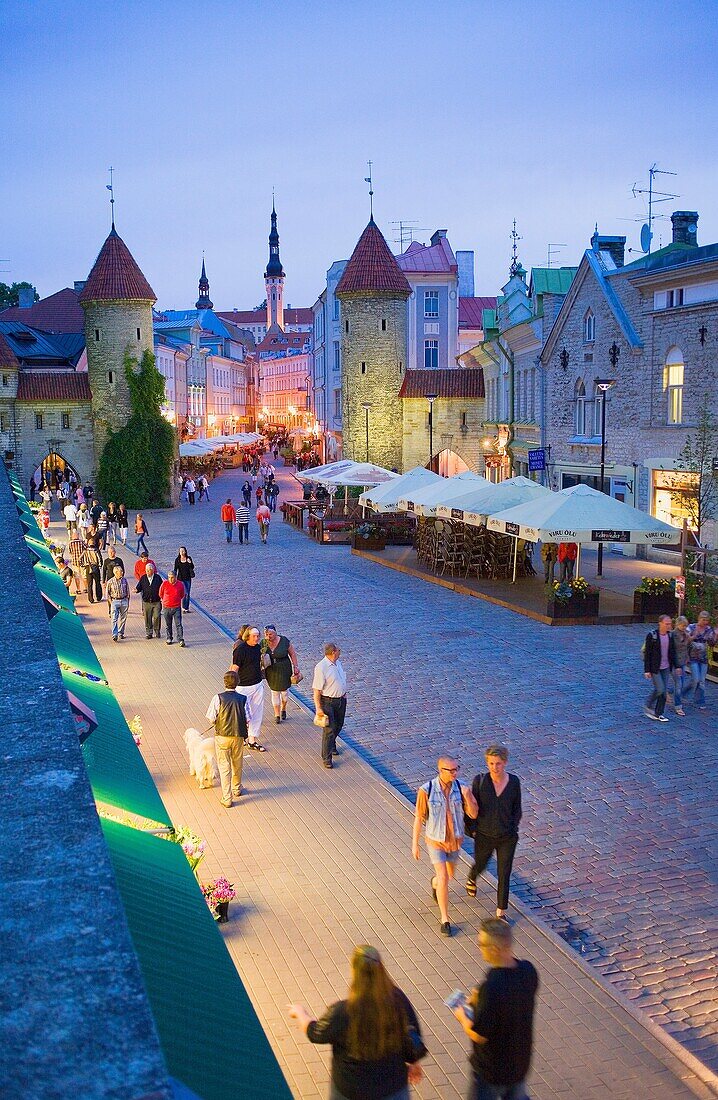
[340,294,406,470]
[14,401,95,489]
[648,299,718,426]
[83,299,154,473]
[402,397,486,473]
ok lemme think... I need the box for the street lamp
[595,376,617,576]
[424,393,438,472]
[361,402,372,462]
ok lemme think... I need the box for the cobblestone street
[132,460,718,1073]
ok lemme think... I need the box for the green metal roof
[49,607,106,679]
[530,266,578,296]
[60,667,172,827]
[101,820,293,1100]
[24,534,57,567]
[33,561,77,614]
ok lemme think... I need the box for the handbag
[261,650,272,671]
[313,713,329,727]
[291,671,304,685]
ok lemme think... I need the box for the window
[2,374,7,386]
[424,339,439,369]
[583,310,595,343]
[663,346,684,424]
[334,389,341,418]
[345,319,349,334]
[95,329,100,342]
[136,327,141,341]
[333,298,340,321]
[61,412,70,430]
[530,368,536,420]
[574,379,586,436]
[461,410,468,430]
[361,362,366,375]
[108,370,114,384]
[381,318,387,331]
[424,290,439,317]
[593,385,603,436]
[0,413,7,431]
[666,288,684,308]
[35,412,43,430]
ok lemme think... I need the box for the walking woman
[106,501,119,545]
[688,610,715,711]
[174,546,196,612]
[264,625,301,723]
[288,944,426,1100]
[117,503,129,546]
[242,480,252,506]
[134,512,149,555]
[671,615,692,716]
[466,744,522,922]
[231,626,266,751]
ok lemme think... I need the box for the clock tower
[264,202,285,331]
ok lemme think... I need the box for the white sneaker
[657,715,669,723]
[644,710,659,720]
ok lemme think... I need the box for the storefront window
[653,469,698,532]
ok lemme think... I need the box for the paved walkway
[78,576,712,1099]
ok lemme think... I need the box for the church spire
[195,255,213,310]
[264,200,285,330]
[265,202,285,279]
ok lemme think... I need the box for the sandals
[248,741,266,752]
[466,879,477,898]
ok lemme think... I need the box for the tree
[0,281,39,310]
[676,395,718,541]
[96,349,176,508]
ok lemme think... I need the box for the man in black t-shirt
[454,918,539,1099]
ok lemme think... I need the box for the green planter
[547,592,600,619]
[632,591,678,619]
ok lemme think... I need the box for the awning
[24,534,58,567]
[34,562,77,614]
[101,820,293,1100]
[360,466,443,512]
[49,607,106,679]
[398,470,488,516]
[437,475,551,526]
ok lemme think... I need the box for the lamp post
[424,393,438,472]
[595,375,617,576]
[361,403,372,462]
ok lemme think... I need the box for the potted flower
[352,522,387,551]
[633,577,678,619]
[322,520,354,544]
[546,577,600,620]
[203,877,236,923]
[172,825,206,875]
[128,715,142,747]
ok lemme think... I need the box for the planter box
[352,534,387,551]
[323,529,353,544]
[632,591,678,618]
[547,592,600,619]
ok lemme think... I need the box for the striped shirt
[236,504,251,524]
[106,576,130,601]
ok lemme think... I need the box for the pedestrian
[174,546,196,611]
[198,474,210,502]
[106,502,118,545]
[266,481,277,513]
[179,474,188,503]
[230,626,266,751]
[206,670,249,807]
[236,500,251,544]
[29,476,37,502]
[159,570,186,647]
[241,480,252,506]
[102,546,126,609]
[452,918,539,1100]
[117,503,129,545]
[133,550,157,583]
[186,476,197,505]
[466,745,522,922]
[643,613,677,722]
[557,541,577,582]
[687,610,715,712]
[68,532,86,594]
[63,500,78,538]
[256,485,263,507]
[54,550,74,593]
[134,512,149,555]
[540,541,557,584]
[221,498,236,543]
[136,562,163,639]
[97,510,109,550]
[412,755,478,937]
[256,501,272,543]
[312,642,348,769]
[80,537,103,604]
[288,944,426,1100]
[671,615,692,717]
[107,564,130,642]
[264,625,302,724]
[273,446,279,461]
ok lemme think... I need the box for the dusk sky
[4,0,718,312]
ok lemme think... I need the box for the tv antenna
[547,242,566,268]
[106,166,116,228]
[509,219,523,275]
[390,220,426,251]
[631,163,678,254]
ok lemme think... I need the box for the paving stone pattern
[115,462,717,1075]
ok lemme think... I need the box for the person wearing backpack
[643,614,678,722]
[466,745,522,923]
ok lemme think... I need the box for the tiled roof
[458,297,498,328]
[396,236,457,275]
[0,288,84,333]
[398,368,485,400]
[79,229,156,304]
[217,306,313,327]
[16,371,92,401]
[284,307,313,324]
[0,331,19,367]
[336,219,411,297]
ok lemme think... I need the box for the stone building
[399,368,486,474]
[336,218,411,470]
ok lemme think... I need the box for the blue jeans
[182,578,192,611]
[468,1078,528,1100]
[690,661,708,706]
[224,520,233,543]
[111,598,129,639]
[646,669,670,716]
[672,664,691,706]
[136,535,148,554]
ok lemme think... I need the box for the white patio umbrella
[179,440,216,457]
[398,470,488,517]
[297,461,398,488]
[440,476,551,527]
[295,459,357,485]
[359,466,443,512]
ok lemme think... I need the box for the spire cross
[364,161,374,218]
[106,166,115,229]
[509,218,523,275]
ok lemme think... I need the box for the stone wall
[13,400,95,490]
[402,396,487,473]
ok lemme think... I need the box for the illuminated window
[663,346,684,424]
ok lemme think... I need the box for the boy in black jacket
[644,614,677,721]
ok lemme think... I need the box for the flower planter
[547,592,600,619]
[632,591,678,619]
[216,901,230,923]
[323,529,353,544]
[352,534,387,551]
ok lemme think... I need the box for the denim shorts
[429,847,460,866]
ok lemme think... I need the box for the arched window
[574,379,586,436]
[663,346,684,424]
[593,382,604,436]
[583,309,595,343]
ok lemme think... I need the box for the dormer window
[666,288,684,308]
[583,310,595,343]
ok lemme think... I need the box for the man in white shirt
[63,501,78,537]
[312,642,347,769]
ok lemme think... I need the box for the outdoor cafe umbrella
[297,460,398,515]
[437,476,551,526]
[179,441,216,457]
[359,466,442,513]
[398,470,488,517]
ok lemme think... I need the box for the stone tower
[264,202,285,331]
[79,227,157,474]
[195,256,213,310]
[336,218,410,470]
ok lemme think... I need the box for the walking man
[644,613,677,722]
[80,538,103,604]
[63,500,78,538]
[159,570,186,647]
[231,626,266,751]
[107,564,130,642]
[198,474,210,502]
[221,498,236,543]
[453,918,539,1100]
[412,756,478,937]
[312,642,347,769]
[256,501,272,543]
[186,476,197,505]
[136,562,163,638]
[236,500,251,543]
[206,671,249,807]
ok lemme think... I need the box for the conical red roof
[79,228,156,304]
[336,219,411,297]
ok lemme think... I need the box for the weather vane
[364,161,374,219]
[509,219,523,275]
[106,166,115,228]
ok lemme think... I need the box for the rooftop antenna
[364,160,374,219]
[509,219,523,275]
[547,242,567,268]
[390,220,426,251]
[106,166,115,229]
[631,162,678,253]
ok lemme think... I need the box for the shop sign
[592,529,630,542]
[506,521,520,536]
[528,448,546,472]
[451,508,464,520]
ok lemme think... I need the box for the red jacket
[558,542,577,561]
[134,558,157,582]
[221,503,236,523]
[159,578,185,608]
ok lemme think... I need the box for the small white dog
[183,727,219,789]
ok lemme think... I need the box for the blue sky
[3,0,717,311]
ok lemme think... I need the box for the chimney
[590,230,625,268]
[430,229,448,246]
[74,280,86,294]
[17,286,36,308]
[456,250,475,297]
[671,211,699,247]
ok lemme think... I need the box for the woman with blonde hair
[671,615,691,717]
[289,944,425,1100]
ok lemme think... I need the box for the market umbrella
[440,476,551,526]
[295,459,358,485]
[398,471,488,517]
[359,466,443,512]
[179,441,216,457]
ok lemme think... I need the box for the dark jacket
[135,573,163,603]
[644,628,677,674]
[102,555,126,583]
[212,689,248,739]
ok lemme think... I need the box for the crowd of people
[643,611,716,720]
